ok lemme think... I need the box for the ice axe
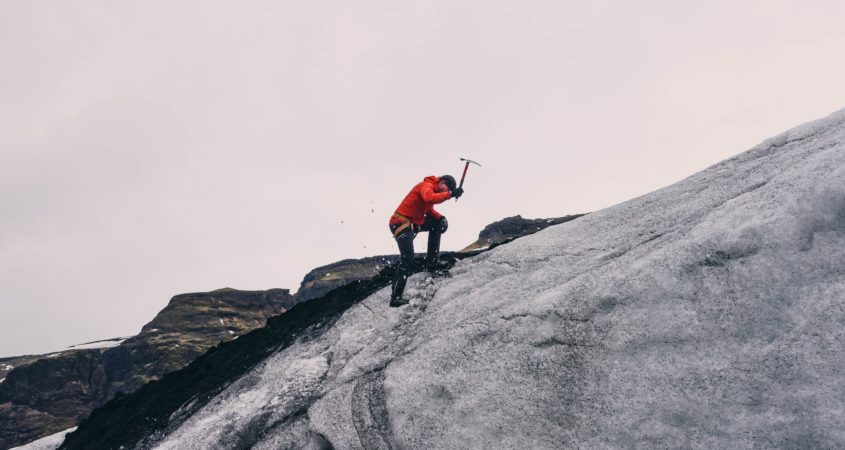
[456,157,481,201]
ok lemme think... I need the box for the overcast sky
[2,1,844,357]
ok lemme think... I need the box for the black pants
[389,215,448,300]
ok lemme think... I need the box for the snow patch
[10,427,76,450]
[66,337,128,350]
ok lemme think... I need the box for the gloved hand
[451,187,464,199]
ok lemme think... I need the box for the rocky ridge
[0,288,294,449]
[460,214,586,251]
[294,256,399,303]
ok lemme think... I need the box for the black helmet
[440,175,457,191]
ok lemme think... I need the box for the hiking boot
[389,297,409,307]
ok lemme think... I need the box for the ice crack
[351,370,396,450]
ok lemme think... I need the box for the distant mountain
[60,108,845,449]
[0,288,294,449]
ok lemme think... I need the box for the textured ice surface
[150,109,845,449]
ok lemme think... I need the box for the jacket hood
[424,175,439,184]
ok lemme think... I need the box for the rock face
[294,256,399,303]
[460,214,585,251]
[0,288,294,449]
[0,351,105,450]
[0,356,41,384]
[118,288,295,387]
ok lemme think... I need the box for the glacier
[66,109,845,449]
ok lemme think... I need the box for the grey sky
[2,0,844,357]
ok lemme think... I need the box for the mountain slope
[66,108,845,449]
[6,215,575,450]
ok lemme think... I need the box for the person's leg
[419,215,448,262]
[389,223,416,305]
[426,230,441,262]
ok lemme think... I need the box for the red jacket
[390,176,452,225]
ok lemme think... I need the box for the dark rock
[294,256,398,303]
[461,214,585,251]
[0,288,294,449]
[0,356,41,382]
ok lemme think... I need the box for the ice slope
[150,109,845,449]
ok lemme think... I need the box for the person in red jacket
[388,175,464,306]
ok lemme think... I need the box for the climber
[388,175,464,307]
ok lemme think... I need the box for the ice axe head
[458,157,481,188]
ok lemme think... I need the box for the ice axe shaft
[458,158,481,188]
[456,157,481,201]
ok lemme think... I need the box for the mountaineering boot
[389,296,409,307]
